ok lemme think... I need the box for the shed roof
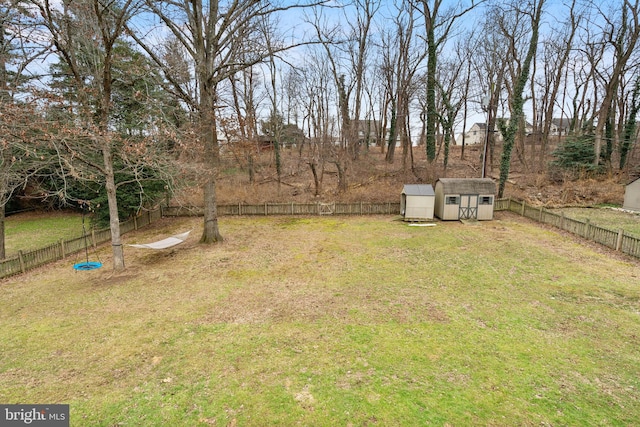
[436,178,496,195]
[626,176,640,186]
[402,184,435,196]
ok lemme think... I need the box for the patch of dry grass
[1,213,639,425]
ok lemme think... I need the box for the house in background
[455,123,489,145]
[434,178,496,221]
[623,177,640,211]
[354,119,382,147]
[401,184,435,221]
[455,120,534,146]
[549,118,571,136]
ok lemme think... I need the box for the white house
[455,120,534,146]
[455,123,489,145]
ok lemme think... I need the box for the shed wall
[623,180,640,211]
[434,182,460,220]
[404,195,435,220]
[477,196,495,220]
[434,180,495,220]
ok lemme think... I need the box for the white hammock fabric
[128,231,191,250]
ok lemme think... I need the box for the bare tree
[380,3,424,169]
[29,0,140,270]
[470,14,509,175]
[589,0,640,168]
[0,0,45,259]
[411,0,485,163]
[533,0,581,170]
[497,0,545,198]
[132,0,322,243]
[345,0,380,160]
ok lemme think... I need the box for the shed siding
[624,179,640,211]
[477,195,495,220]
[405,196,435,220]
[401,184,435,220]
[434,178,496,221]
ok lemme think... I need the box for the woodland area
[1,0,640,269]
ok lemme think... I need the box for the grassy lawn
[5,211,84,255]
[1,214,639,426]
[554,207,640,237]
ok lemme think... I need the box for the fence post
[18,250,25,274]
[584,219,591,239]
[561,212,565,230]
[521,201,526,216]
[616,229,624,252]
[539,206,544,222]
[134,215,138,230]
[60,239,66,259]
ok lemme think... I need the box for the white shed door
[459,195,478,219]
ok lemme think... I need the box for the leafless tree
[532,0,581,170]
[497,0,545,198]
[411,0,485,164]
[28,0,141,270]
[131,0,323,243]
[587,0,640,168]
[379,2,425,169]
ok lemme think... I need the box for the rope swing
[73,202,102,271]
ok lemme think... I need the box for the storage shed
[623,177,640,211]
[401,184,435,221]
[434,178,496,221]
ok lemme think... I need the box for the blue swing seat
[73,261,103,271]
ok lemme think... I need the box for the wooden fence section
[0,209,162,280]
[501,199,640,259]
[162,202,402,217]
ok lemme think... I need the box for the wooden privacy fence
[502,199,640,259]
[0,208,162,280]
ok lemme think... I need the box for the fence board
[497,199,640,260]
[163,202,402,217]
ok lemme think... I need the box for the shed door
[459,195,478,219]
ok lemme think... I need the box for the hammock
[128,231,191,250]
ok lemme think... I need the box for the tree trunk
[385,99,397,163]
[0,201,5,260]
[199,98,223,244]
[201,175,222,243]
[425,28,437,163]
[102,141,125,270]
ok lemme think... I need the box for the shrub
[549,134,604,179]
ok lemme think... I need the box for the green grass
[1,214,639,426]
[554,207,640,237]
[5,211,84,255]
